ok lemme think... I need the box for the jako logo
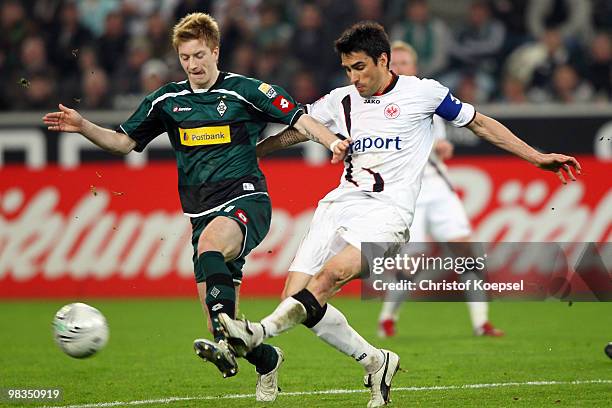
[350,136,401,153]
[173,106,192,112]
[364,99,380,104]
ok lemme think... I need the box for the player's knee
[198,238,239,261]
[320,263,352,287]
[198,236,214,252]
[199,235,221,254]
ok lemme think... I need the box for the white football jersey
[306,74,475,226]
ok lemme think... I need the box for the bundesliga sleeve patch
[258,82,277,99]
[272,95,295,113]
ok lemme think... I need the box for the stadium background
[1,0,610,297]
[0,1,611,406]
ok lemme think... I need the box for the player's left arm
[467,112,582,184]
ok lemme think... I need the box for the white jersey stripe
[146,89,191,116]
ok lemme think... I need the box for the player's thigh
[338,198,409,252]
[427,185,471,242]
[322,243,362,283]
[191,194,272,272]
[198,216,244,259]
[281,271,312,300]
[307,244,362,300]
[288,202,340,277]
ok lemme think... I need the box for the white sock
[260,297,307,338]
[379,290,409,321]
[378,274,410,321]
[311,303,383,374]
[467,301,488,330]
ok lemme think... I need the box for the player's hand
[331,138,351,164]
[43,104,84,133]
[535,153,582,184]
[434,140,454,160]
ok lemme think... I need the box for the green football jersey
[118,72,303,215]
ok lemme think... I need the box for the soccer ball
[52,303,109,358]
[605,342,612,360]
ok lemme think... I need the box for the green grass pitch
[1,299,611,407]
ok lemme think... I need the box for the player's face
[177,39,219,90]
[341,51,390,97]
[390,49,417,76]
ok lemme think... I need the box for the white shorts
[289,194,409,276]
[410,174,471,242]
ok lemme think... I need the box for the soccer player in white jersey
[377,41,504,339]
[217,22,581,407]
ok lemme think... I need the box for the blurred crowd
[1,0,611,111]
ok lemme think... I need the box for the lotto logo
[235,209,248,224]
[211,303,223,311]
[272,95,295,113]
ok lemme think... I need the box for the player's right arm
[293,114,349,164]
[256,127,309,158]
[43,104,136,155]
[256,119,349,163]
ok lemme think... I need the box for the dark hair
[334,21,391,67]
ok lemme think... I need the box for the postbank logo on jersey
[179,125,231,146]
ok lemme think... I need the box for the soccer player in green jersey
[43,12,349,402]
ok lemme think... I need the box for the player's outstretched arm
[43,104,136,155]
[467,112,581,184]
[294,114,351,163]
[256,127,309,158]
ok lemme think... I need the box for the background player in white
[377,41,504,338]
[218,22,581,408]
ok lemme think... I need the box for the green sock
[246,344,280,374]
[198,251,236,342]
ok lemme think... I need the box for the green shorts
[191,193,272,284]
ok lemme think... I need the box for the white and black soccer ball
[52,303,109,358]
[605,342,612,360]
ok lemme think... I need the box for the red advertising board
[0,157,609,298]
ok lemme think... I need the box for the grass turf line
[0,299,611,407]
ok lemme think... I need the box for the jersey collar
[191,71,227,93]
[372,71,399,96]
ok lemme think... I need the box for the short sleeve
[305,93,337,129]
[117,97,166,152]
[240,78,304,126]
[422,79,476,127]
